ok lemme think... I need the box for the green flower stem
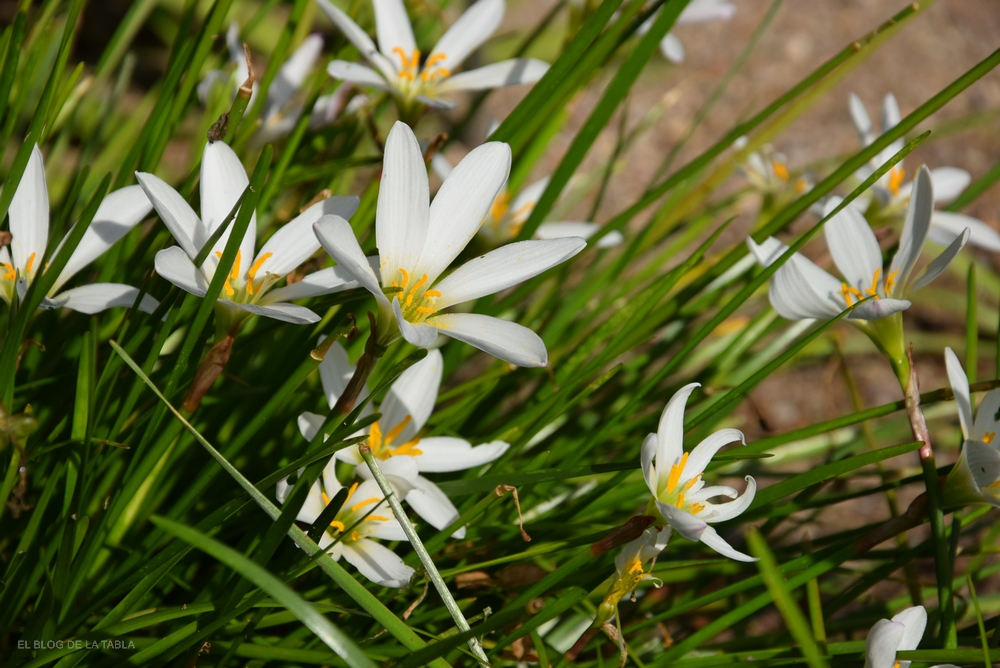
[358,444,491,668]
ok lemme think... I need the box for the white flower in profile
[313,121,586,367]
[641,383,756,562]
[747,168,968,379]
[849,92,1000,252]
[276,457,415,588]
[137,140,361,330]
[732,136,811,197]
[1,144,158,314]
[864,605,957,668]
[942,347,1000,508]
[431,152,623,248]
[638,0,736,64]
[593,524,671,626]
[298,341,508,537]
[316,0,549,111]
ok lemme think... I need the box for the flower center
[321,482,391,544]
[771,159,789,181]
[368,414,423,459]
[212,250,277,302]
[392,267,442,322]
[392,47,421,81]
[2,261,14,281]
[984,432,996,444]
[839,268,900,306]
[888,166,906,196]
[659,453,706,515]
[390,48,451,99]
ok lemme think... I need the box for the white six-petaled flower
[864,605,957,668]
[298,341,508,537]
[276,457,415,588]
[849,92,1000,252]
[313,121,586,366]
[641,382,757,562]
[943,346,1000,508]
[137,140,361,330]
[317,0,549,111]
[1,144,158,314]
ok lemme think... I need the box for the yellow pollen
[865,268,882,297]
[675,493,685,509]
[398,267,410,287]
[888,166,906,196]
[246,252,272,296]
[884,269,900,296]
[984,432,996,444]
[350,530,361,542]
[410,273,429,293]
[2,263,14,281]
[405,293,414,307]
[416,307,436,314]
[666,453,689,494]
[627,558,644,575]
[25,252,36,276]
[350,497,380,512]
[366,515,390,522]
[771,160,789,181]
[369,421,384,454]
[840,282,863,306]
[425,289,442,298]
[329,520,345,533]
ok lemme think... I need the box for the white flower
[431,152,623,248]
[641,383,757,562]
[299,340,508,537]
[316,0,549,110]
[594,524,671,626]
[1,144,158,314]
[943,347,1000,507]
[638,0,736,64]
[748,168,968,341]
[313,121,586,366]
[849,92,1000,252]
[732,136,811,197]
[137,140,361,329]
[276,458,415,588]
[864,606,957,668]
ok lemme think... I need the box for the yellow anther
[2,263,14,281]
[683,474,701,491]
[329,520,346,533]
[346,482,359,501]
[416,306,436,314]
[369,421,384,454]
[987,480,1000,489]
[771,160,789,181]
[888,166,906,196]
[25,252,36,276]
[840,282,863,306]
[627,558,644,575]
[398,267,410,287]
[391,440,423,457]
[321,490,331,505]
[392,47,420,79]
[383,415,412,447]
[884,269,900,296]
[421,66,450,81]
[410,273,429,293]
[350,530,361,542]
[795,178,809,193]
[366,515,390,522]
[666,453,689,494]
[488,191,510,223]
[246,252,272,296]
[675,493,686,509]
[865,268,882,297]
[984,432,996,444]
[690,503,705,514]
[350,497,380,512]
[405,293,414,307]
[424,53,447,68]
[425,289,442,298]
[510,201,535,222]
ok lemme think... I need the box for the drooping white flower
[299,340,508,537]
[849,92,1000,252]
[276,457,415,588]
[432,152,623,248]
[747,168,968,376]
[0,144,158,314]
[137,140,361,330]
[313,121,586,366]
[316,0,549,110]
[638,0,736,64]
[594,524,671,626]
[942,347,1000,508]
[864,606,957,668]
[641,383,756,562]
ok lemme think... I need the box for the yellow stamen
[2,263,14,281]
[246,252,272,296]
[405,293,414,307]
[346,482,359,501]
[489,191,510,223]
[865,268,882,297]
[666,453,689,494]
[351,497,380,512]
[884,269,900,296]
[25,252,36,276]
[888,166,906,196]
[675,493,685,509]
[690,503,705,514]
[366,515,390,522]
[425,289,442,298]
[771,160,789,181]
[383,415,412,448]
[626,558,644,575]
[398,267,410,287]
[350,530,361,542]
[510,201,535,222]
[391,440,423,457]
[840,283,863,306]
[416,306,436,314]
[329,520,345,533]
[410,273,428,293]
[683,474,701,491]
[321,490,330,505]
[984,432,996,444]
[795,178,809,193]
[424,53,447,68]
[986,480,1000,489]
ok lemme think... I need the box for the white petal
[9,144,49,277]
[380,348,442,440]
[509,178,549,220]
[891,605,927,652]
[326,60,394,91]
[411,437,508,472]
[965,440,1000,495]
[343,538,414,588]
[678,0,736,24]
[298,411,325,441]
[416,142,510,283]
[392,297,440,347]
[295,479,331,525]
[926,167,970,204]
[656,383,700,482]
[881,92,901,131]
[318,340,355,409]
[971,389,1000,443]
[136,172,206,257]
[51,185,153,293]
[373,0,416,60]
[705,477,756,522]
[260,266,362,304]
[221,300,320,324]
[641,432,658,495]
[431,153,454,181]
[909,227,968,293]
[432,237,585,309]
[406,475,464,537]
[944,347,972,440]
[865,619,904,668]
[437,58,549,93]
[655,501,706,540]
[313,215,387,304]
[266,34,323,119]
[823,199,882,291]
[659,33,685,63]
[685,428,745,480]
[769,259,844,320]
[849,93,875,146]
[847,297,911,320]
[315,0,396,80]
[155,246,209,296]
[929,212,1000,253]
[256,195,361,278]
[536,222,623,248]
[201,141,256,264]
[698,526,756,562]
[746,236,786,267]
[889,165,933,291]
[428,312,545,367]
[427,0,504,71]
[377,122,429,285]
[48,284,159,314]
